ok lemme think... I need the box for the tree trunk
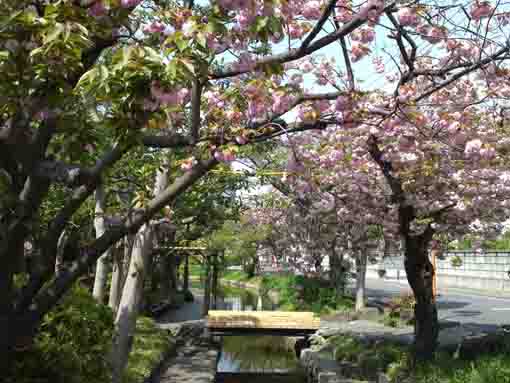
[405,236,438,361]
[108,243,124,313]
[329,240,345,298]
[161,252,177,304]
[111,225,152,383]
[120,235,133,289]
[0,262,14,374]
[92,183,111,303]
[55,230,68,277]
[211,254,218,309]
[150,253,160,303]
[355,250,368,312]
[183,253,189,292]
[202,258,211,317]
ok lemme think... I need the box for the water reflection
[213,287,305,383]
[218,336,298,373]
[216,289,277,311]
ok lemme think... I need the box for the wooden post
[202,255,211,317]
[183,252,189,292]
[431,249,438,301]
[212,252,219,309]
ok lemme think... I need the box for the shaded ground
[156,289,204,328]
[158,346,218,383]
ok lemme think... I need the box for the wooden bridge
[206,310,320,337]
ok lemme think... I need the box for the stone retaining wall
[150,320,220,383]
[368,252,510,292]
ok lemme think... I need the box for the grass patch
[123,316,173,383]
[222,270,249,281]
[329,334,510,383]
[260,274,354,315]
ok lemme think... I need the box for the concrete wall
[367,251,510,292]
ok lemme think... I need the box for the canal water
[211,285,306,383]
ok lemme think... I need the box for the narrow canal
[209,284,307,383]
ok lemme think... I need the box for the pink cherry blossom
[424,26,447,44]
[89,1,107,17]
[372,56,385,73]
[235,136,248,145]
[471,2,494,21]
[214,151,224,161]
[181,157,197,172]
[397,7,419,26]
[465,139,483,157]
[302,1,322,20]
[335,96,350,111]
[144,22,166,34]
[350,42,370,62]
[120,0,141,8]
[273,92,294,114]
[288,23,304,39]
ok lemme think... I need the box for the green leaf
[175,35,188,52]
[180,59,195,75]
[254,16,269,32]
[44,22,64,44]
[268,16,283,34]
[167,60,178,78]
[196,32,207,50]
[63,22,72,42]
[0,10,22,32]
[76,67,98,90]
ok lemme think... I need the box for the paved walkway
[156,289,204,328]
[152,291,219,383]
[158,345,218,383]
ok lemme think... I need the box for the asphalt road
[364,278,510,331]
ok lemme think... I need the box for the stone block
[318,371,342,383]
[356,307,382,322]
[310,334,327,347]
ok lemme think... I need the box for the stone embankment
[148,320,220,383]
[300,319,507,383]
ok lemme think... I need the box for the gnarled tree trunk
[111,225,152,383]
[355,250,368,312]
[55,230,68,277]
[108,242,124,313]
[92,183,111,303]
[404,234,438,361]
[329,237,346,298]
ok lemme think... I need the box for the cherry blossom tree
[2,0,510,370]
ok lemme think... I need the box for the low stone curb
[149,320,220,383]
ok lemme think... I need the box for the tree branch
[211,2,396,79]
[141,132,192,148]
[27,157,218,323]
[299,0,338,53]
[190,79,202,144]
[34,160,95,187]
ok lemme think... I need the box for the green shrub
[450,255,463,268]
[123,316,173,383]
[332,333,510,383]
[9,285,114,383]
[261,274,353,314]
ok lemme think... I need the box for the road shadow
[451,310,483,317]
[436,300,470,310]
